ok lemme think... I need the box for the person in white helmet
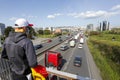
[1,18,38,80]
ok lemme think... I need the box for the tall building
[100,21,110,31]
[87,24,93,31]
[103,21,107,31]
[100,22,102,31]
[107,22,110,30]
[0,23,5,35]
[0,23,5,47]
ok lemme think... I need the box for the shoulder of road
[32,37,50,45]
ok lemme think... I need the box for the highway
[0,34,102,80]
[37,37,91,79]
[34,35,68,55]
[36,34,102,80]
[63,43,90,77]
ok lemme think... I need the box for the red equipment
[32,65,48,78]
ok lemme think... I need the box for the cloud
[47,5,120,19]
[9,17,17,21]
[21,14,38,19]
[67,13,77,16]
[111,5,120,10]
[105,11,119,17]
[47,15,55,19]
[47,13,63,19]
[54,13,63,16]
[68,10,120,19]
[68,11,107,19]
[28,15,38,18]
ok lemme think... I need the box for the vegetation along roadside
[87,31,120,80]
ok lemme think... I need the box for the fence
[0,58,12,80]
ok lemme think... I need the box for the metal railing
[0,58,12,80]
[46,67,91,80]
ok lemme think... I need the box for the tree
[4,26,14,37]
[27,27,36,39]
[44,30,51,35]
[4,26,36,39]
[54,33,62,36]
[37,30,43,35]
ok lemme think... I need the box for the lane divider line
[62,42,78,71]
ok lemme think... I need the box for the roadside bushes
[88,41,120,80]
[89,31,100,36]
[90,39,120,64]
[54,33,62,37]
[111,47,120,63]
[109,28,120,34]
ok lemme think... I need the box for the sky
[0,0,120,28]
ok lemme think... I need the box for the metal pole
[0,35,2,47]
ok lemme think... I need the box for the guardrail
[36,35,68,55]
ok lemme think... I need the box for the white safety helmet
[14,18,33,27]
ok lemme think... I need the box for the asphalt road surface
[37,37,102,80]
[0,34,102,80]
[38,41,90,78]
[33,35,68,55]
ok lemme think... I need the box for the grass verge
[87,41,120,80]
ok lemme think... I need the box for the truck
[1,51,91,80]
[74,35,78,40]
[45,51,63,70]
[69,40,75,47]
[34,50,91,80]
[80,38,84,44]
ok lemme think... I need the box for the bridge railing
[0,59,91,80]
[0,58,12,80]
[46,67,91,80]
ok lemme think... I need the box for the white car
[65,40,69,44]
[78,44,83,48]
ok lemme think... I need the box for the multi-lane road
[0,35,102,80]
[34,35,102,80]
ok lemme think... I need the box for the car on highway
[47,39,52,43]
[65,40,69,44]
[58,38,63,42]
[58,36,62,42]
[73,56,82,67]
[34,44,43,50]
[60,45,69,51]
[65,35,70,39]
[69,40,76,47]
[78,44,83,48]
[79,38,84,44]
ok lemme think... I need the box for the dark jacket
[1,32,37,75]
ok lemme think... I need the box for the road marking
[83,36,92,78]
[37,41,66,62]
[62,43,78,71]
[84,42,92,79]
[37,54,44,62]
